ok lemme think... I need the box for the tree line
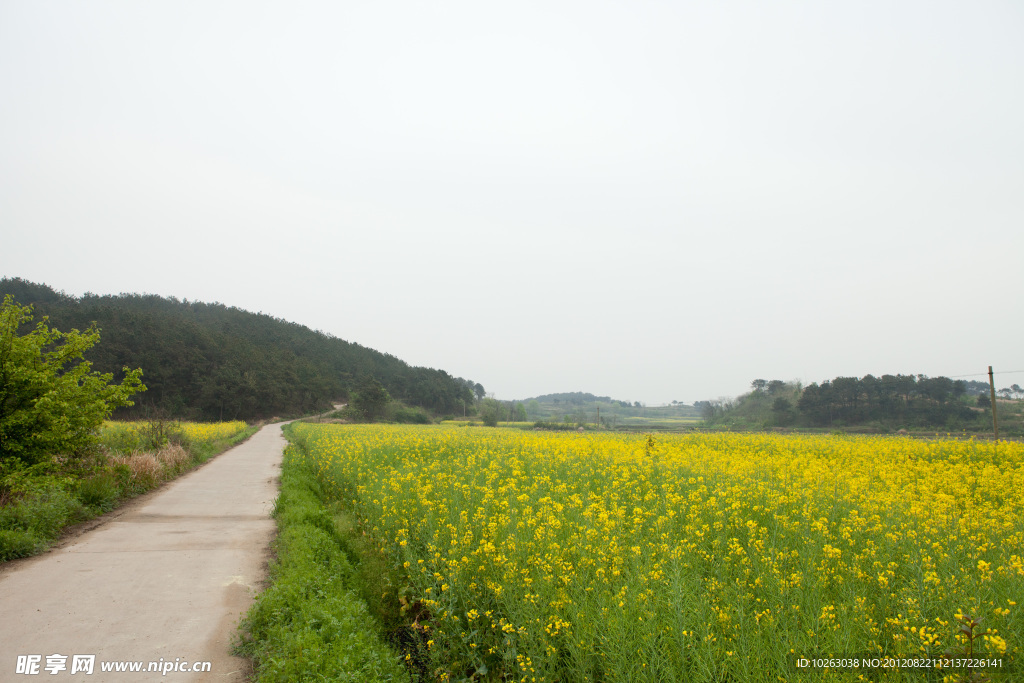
[0,278,481,422]
[697,373,1016,431]
[795,374,974,427]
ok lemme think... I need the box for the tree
[527,400,540,418]
[0,296,145,465]
[771,397,794,426]
[350,376,390,421]
[479,398,504,427]
[751,379,768,393]
[797,383,831,425]
[694,400,719,421]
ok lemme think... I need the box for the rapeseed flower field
[100,420,249,448]
[290,424,1022,682]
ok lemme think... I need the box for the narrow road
[0,423,286,681]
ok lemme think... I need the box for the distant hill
[521,391,634,408]
[513,392,698,426]
[1,278,480,421]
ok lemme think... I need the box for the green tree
[479,398,504,427]
[0,296,145,465]
[349,376,390,421]
[771,397,794,426]
[527,399,540,418]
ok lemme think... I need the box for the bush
[0,485,86,554]
[389,405,432,424]
[76,472,120,512]
[0,529,39,561]
[0,295,145,466]
[138,420,191,452]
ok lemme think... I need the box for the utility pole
[988,366,999,441]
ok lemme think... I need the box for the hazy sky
[2,1,1022,404]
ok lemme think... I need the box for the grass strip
[234,439,408,682]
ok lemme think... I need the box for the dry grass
[111,444,192,491]
[110,444,194,490]
[110,452,161,489]
[155,443,191,473]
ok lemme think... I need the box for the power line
[947,369,1024,379]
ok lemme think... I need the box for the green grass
[234,438,408,682]
[0,485,87,561]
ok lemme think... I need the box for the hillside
[0,278,480,421]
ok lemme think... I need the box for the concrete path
[0,423,286,682]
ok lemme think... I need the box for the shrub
[0,295,144,467]
[138,420,192,451]
[0,485,85,545]
[0,529,39,561]
[76,472,120,512]
[390,405,432,424]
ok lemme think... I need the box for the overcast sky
[1,1,1021,404]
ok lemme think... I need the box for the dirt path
[0,423,287,682]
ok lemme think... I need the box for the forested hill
[1,278,480,421]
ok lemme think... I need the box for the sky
[1,1,1022,405]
